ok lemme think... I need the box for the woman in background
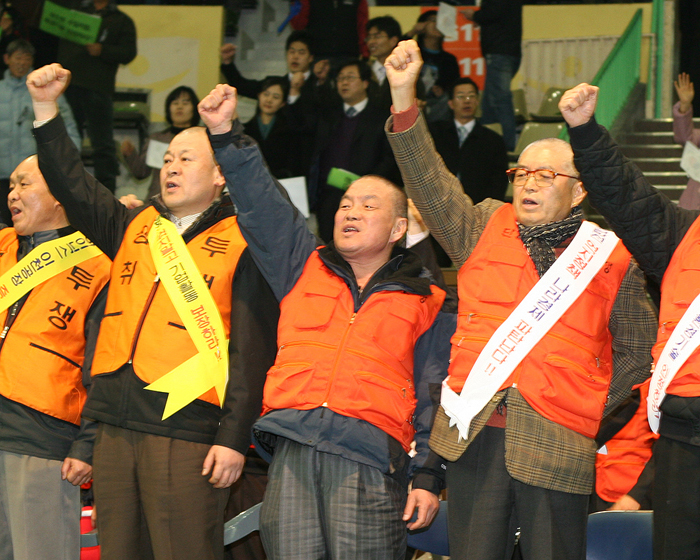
[673,73,700,210]
[244,76,303,179]
[121,85,200,199]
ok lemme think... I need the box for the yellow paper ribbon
[0,231,103,314]
[144,216,229,419]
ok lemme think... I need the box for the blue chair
[82,502,263,549]
[224,501,451,555]
[406,501,449,556]
[224,502,262,546]
[586,510,653,560]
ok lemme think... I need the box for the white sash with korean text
[441,221,620,441]
[647,295,700,433]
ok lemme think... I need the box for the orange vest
[0,228,110,424]
[595,380,658,503]
[653,214,700,397]
[264,250,445,451]
[92,207,247,407]
[448,205,631,438]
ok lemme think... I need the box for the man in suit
[430,77,508,204]
[220,31,329,108]
[366,16,401,112]
[312,60,397,242]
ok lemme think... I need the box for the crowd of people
[2,1,700,560]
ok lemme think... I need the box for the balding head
[333,176,408,266]
[160,127,226,218]
[8,156,68,236]
[520,138,578,176]
[512,138,586,227]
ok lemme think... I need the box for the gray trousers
[260,438,407,560]
[0,450,80,560]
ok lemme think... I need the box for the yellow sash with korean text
[144,216,229,419]
[0,231,102,314]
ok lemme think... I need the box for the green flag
[40,0,101,45]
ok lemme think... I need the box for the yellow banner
[0,231,102,314]
[144,217,228,419]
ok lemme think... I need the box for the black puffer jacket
[569,117,700,284]
[570,117,700,444]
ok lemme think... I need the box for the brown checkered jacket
[386,112,656,494]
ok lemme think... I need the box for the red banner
[422,6,485,90]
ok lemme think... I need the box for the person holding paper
[57,0,137,194]
[560,82,700,560]
[198,81,453,560]
[121,86,201,200]
[0,154,110,560]
[384,41,656,560]
[27,63,279,560]
[672,73,700,210]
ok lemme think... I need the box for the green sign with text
[40,1,101,45]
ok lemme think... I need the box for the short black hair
[417,10,438,23]
[164,86,200,127]
[449,77,479,99]
[286,31,314,56]
[259,76,290,100]
[337,59,371,83]
[366,16,401,40]
[5,39,35,58]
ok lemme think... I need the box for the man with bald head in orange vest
[384,40,657,560]
[0,154,110,560]
[27,63,279,560]
[197,81,453,560]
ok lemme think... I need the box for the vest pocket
[353,370,415,422]
[291,281,343,329]
[371,301,422,362]
[264,361,317,406]
[474,247,528,304]
[539,355,605,422]
[673,247,700,304]
[559,289,608,338]
[29,342,81,369]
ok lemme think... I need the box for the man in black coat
[57,0,137,193]
[429,77,508,206]
[220,30,329,109]
[311,60,398,242]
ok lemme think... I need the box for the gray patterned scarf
[518,207,584,277]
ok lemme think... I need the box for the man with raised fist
[27,63,278,560]
[383,40,655,560]
[561,81,700,560]
[197,81,451,559]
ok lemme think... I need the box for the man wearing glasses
[384,41,656,560]
[311,60,397,243]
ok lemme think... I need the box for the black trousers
[445,426,588,560]
[653,435,700,560]
[65,85,119,193]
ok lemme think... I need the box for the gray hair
[519,137,579,177]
